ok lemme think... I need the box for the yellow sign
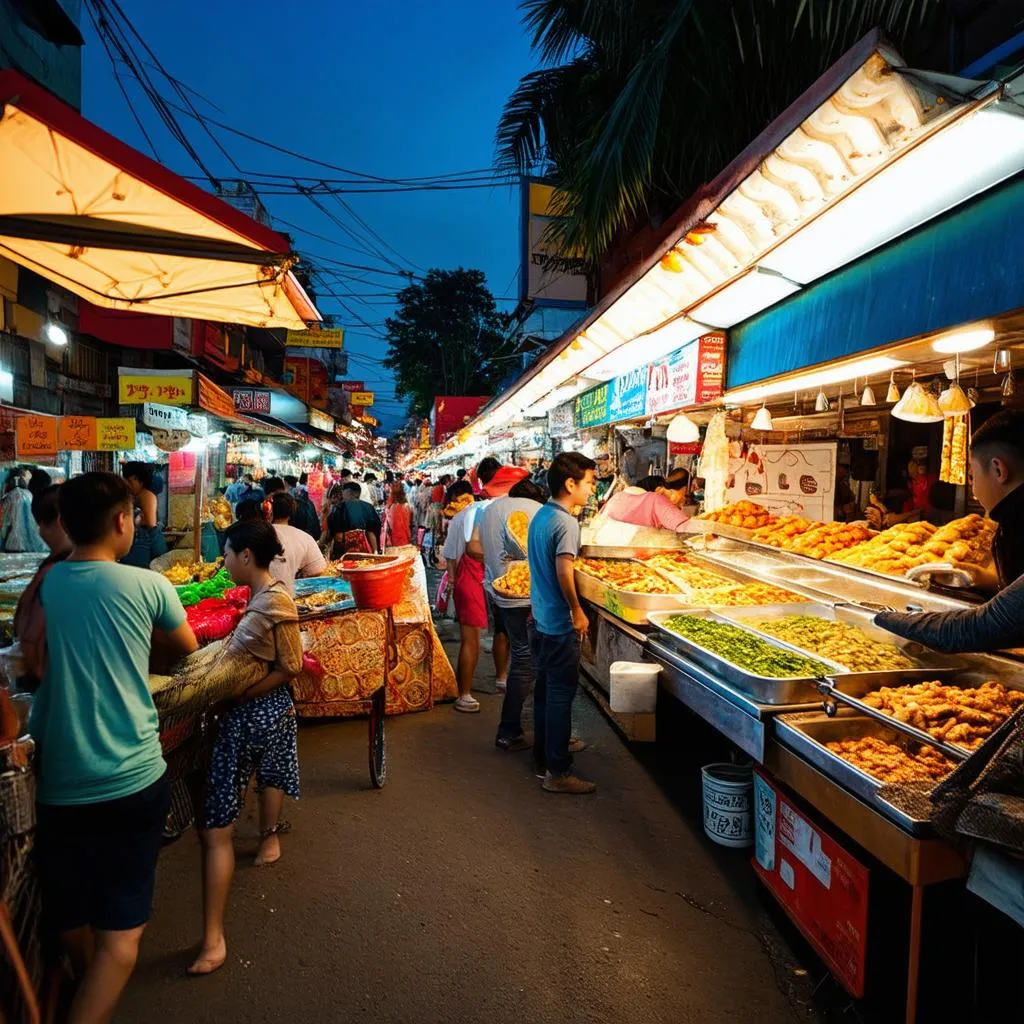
[286,327,345,349]
[118,373,193,405]
[350,391,374,407]
[96,418,136,451]
[359,413,379,428]
[524,179,587,305]
[15,415,57,458]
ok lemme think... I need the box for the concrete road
[118,669,822,1023]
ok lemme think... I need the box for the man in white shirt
[268,492,326,594]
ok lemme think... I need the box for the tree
[496,0,948,264]
[383,269,518,418]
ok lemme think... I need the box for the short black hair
[341,481,362,497]
[456,468,467,480]
[284,474,298,487]
[299,472,308,485]
[235,498,264,522]
[364,472,376,482]
[225,519,284,569]
[59,472,133,545]
[548,452,596,497]
[637,475,665,492]
[477,457,501,485]
[262,476,285,495]
[445,480,474,503]
[122,461,154,490]
[971,410,1024,465]
[271,492,296,521]
[508,478,546,504]
[31,483,61,526]
[661,472,689,491]
[28,468,52,496]
[340,468,352,479]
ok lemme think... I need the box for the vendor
[864,457,937,530]
[121,462,169,568]
[600,473,691,532]
[833,463,858,523]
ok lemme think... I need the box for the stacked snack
[493,560,530,599]
[826,736,954,784]
[698,500,775,530]
[204,495,232,531]
[749,615,915,672]
[787,522,875,559]
[575,558,679,594]
[751,516,817,549]
[919,514,996,566]
[940,416,968,485]
[828,521,938,576]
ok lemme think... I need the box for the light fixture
[750,404,774,431]
[814,389,829,412]
[666,413,700,443]
[723,355,907,406]
[932,326,994,354]
[688,267,800,329]
[938,382,972,417]
[44,321,68,346]
[886,373,901,403]
[994,348,1012,373]
[860,384,876,406]
[1003,372,1016,398]
[891,381,943,422]
[0,369,12,404]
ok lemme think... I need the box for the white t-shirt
[271,523,327,594]
[442,501,489,564]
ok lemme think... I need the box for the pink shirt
[603,489,688,531]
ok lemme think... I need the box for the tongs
[815,677,970,763]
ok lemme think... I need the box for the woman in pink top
[602,474,691,531]
[383,483,413,547]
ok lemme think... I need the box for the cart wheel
[369,686,387,788]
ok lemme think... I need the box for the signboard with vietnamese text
[341,381,365,393]
[16,415,57,458]
[286,327,345,349]
[575,382,610,429]
[646,331,726,416]
[350,391,375,407]
[231,388,271,415]
[118,371,193,406]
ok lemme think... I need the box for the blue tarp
[727,173,1024,389]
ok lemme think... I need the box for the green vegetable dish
[662,615,833,678]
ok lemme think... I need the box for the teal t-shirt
[29,560,186,805]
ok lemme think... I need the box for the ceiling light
[723,355,908,406]
[891,381,943,423]
[44,322,68,346]
[931,326,995,354]
[938,382,972,417]
[688,267,800,329]
[814,389,830,413]
[750,405,774,431]
[860,384,876,407]
[886,373,901,403]
[994,348,1012,373]
[660,250,684,273]
[666,413,700,443]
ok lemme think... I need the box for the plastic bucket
[701,763,753,848]
[340,556,413,610]
[609,661,660,713]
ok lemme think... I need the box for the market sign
[286,327,345,349]
[118,369,193,406]
[95,417,136,451]
[608,365,648,423]
[646,332,725,416]
[231,387,271,415]
[547,400,576,439]
[17,414,135,457]
[575,382,610,429]
[340,380,365,393]
[143,402,189,432]
[350,391,374,407]
[57,415,96,451]
[16,414,57,458]
[521,179,588,308]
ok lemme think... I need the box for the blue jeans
[496,606,534,740]
[531,628,581,777]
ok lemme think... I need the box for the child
[526,452,597,794]
[190,519,303,976]
[31,472,198,1022]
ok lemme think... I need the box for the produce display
[698,500,775,530]
[659,615,833,678]
[161,558,224,585]
[751,515,816,549]
[748,615,915,672]
[507,511,529,553]
[825,735,954,784]
[443,493,474,519]
[174,570,236,607]
[493,560,530,599]
[786,521,875,559]
[860,680,1024,750]
[575,558,679,594]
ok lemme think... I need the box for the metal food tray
[717,602,968,693]
[574,567,687,624]
[580,544,685,560]
[646,609,847,705]
[774,710,945,834]
[295,577,356,618]
[685,520,758,542]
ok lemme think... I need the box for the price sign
[15,415,57,458]
[96,418,137,451]
[57,416,97,451]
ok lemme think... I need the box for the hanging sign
[57,415,97,451]
[548,400,576,439]
[608,366,648,423]
[350,391,375,407]
[118,371,193,405]
[231,388,272,415]
[646,331,727,417]
[143,402,189,432]
[151,428,191,453]
[15,415,57,458]
[95,418,136,451]
[575,382,610,429]
[341,380,365,393]
[286,327,345,349]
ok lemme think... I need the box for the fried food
[860,680,1024,750]
[575,558,679,594]
[751,516,817,549]
[507,511,530,554]
[826,735,954,784]
[296,589,340,611]
[699,500,775,530]
[683,582,807,607]
[640,552,734,591]
[750,615,915,672]
[493,560,530,599]
[161,557,224,585]
[787,522,875,560]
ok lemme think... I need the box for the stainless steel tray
[717,603,968,692]
[580,544,683,559]
[646,609,847,705]
[574,567,688,624]
[774,710,945,834]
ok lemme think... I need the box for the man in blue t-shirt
[30,472,198,1022]
[527,452,597,794]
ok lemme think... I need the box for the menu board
[725,442,837,522]
[646,332,726,415]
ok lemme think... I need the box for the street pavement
[117,629,824,1023]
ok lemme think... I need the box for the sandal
[454,695,480,713]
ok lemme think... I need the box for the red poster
[696,331,726,404]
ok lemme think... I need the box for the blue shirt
[527,500,581,635]
[30,561,186,805]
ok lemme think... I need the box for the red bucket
[339,554,413,610]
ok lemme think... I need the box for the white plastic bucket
[609,661,660,714]
[701,763,754,848]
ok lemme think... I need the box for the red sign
[696,331,726,404]
[647,331,725,415]
[232,388,272,415]
[431,395,488,445]
[669,441,702,456]
[340,381,365,393]
[752,770,869,997]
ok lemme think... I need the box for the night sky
[79,0,536,432]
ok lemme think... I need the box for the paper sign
[16,415,57,458]
[58,415,97,451]
[96,418,136,452]
[575,382,610,429]
[119,373,192,405]
[143,402,189,432]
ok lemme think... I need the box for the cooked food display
[698,500,776,530]
[639,552,735,591]
[787,521,875,559]
[493,560,530,598]
[161,558,224,585]
[660,615,833,677]
[860,680,1024,750]
[296,589,340,611]
[507,511,530,553]
[750,515,817,549]
[575,558,679,594]
[749,615,916,672]
[683,582,807,607]
[940,416,968,486]
[204,496,232,531]
[825,735,954,784]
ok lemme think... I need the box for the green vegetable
[662,615,832,678]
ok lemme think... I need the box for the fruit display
[507,511,529,553]
[825,736,954,784]
[659,615,833,677]
[161,558,224,585]
[786,521,875,559]
[493,560,530,599]
[860,680,1024,750]
[698,500,775,530]
[751,516,817,549]
[575,558,679,594]
[747,615,915,672]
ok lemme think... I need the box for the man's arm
[155,622,199,658]
[555,553,588,636]
[300,538,327,579]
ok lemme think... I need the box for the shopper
[528,452,597,794]
[600,473,691,531]
[327,481,381,556]
[119,462,169,568]
[268,492,326,593]
[31,472,198,1019]
[190,519,303,976]
[384,482,413,548]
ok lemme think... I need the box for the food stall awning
[0,70,320,330]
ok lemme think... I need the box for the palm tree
[497,0,950,266]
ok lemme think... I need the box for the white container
[609,661,660,714]
[701,762,754,848]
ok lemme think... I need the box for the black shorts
[35,772,171,933]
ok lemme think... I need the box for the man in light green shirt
[30,472,197,1024]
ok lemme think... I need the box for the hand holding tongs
[815,677,970,763]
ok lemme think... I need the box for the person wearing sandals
[189,519,303,976]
